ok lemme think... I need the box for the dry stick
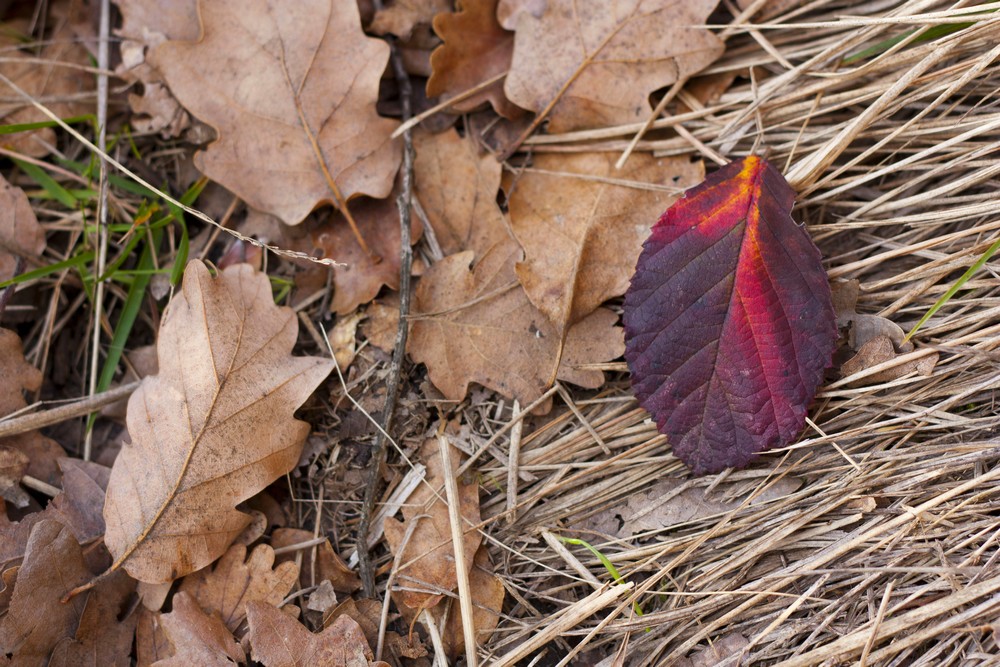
[392,70,508,139]
[0,381,140,440]
[439,436,478,667]
[357,7,415,598]
[84,0,111,462]
[858,579,894,667]
[506,399,523,524]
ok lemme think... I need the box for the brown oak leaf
[49,458,111,543]
[48,570,137,667]
[427,0,522,118]
[153,592,245,667]
[178,543,299,633]
[102,262,334,583]
[409,241,624,404]
[413,128,511,259]
[153,0,401,225]
[440,545,504,660]
[0,520,90,665]
[369,0,451,39]
[0,448,29,509]
[0,174,45,283]
[247,602,388,667]
[272,527,361,594]
[496,0,546,29]
[384,437,482,611]
[509,153,704,334]
[503,0,724,132]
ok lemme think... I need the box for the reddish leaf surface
[623,156,836,474]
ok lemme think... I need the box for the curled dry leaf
[103,262,334,583]
[0,329,66,487]
[409,241,624,404]
[509,152,704,335]
[369,0,451,39]
[624,156,837,474]
[413,127,511,259]
[177,543,299,633]
[428,0,521,118]
[0,173,46,283]
[153,592,245,667]
[384,437,481,611]
[0,520,90,664]
[247,602,388,667]
[153,0,401,225]
[503,0,724,132]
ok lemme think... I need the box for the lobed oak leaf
[246,602,388,667]
[0,520,90,665]
[0,174,45,284]
[503,0,724,132]
[152,592,244,667]
[623,156,837,474]
[409,241,624,404]
[509,152,704,335]
[102,262,334,583]
[413,128,511,259]
[177,543,299,633]
[427,0,522,118]
[152,0,401,225]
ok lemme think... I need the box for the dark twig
[357,13,415,599]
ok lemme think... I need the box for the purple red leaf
[623,156,836,474]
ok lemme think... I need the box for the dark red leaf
[623,156,836,474]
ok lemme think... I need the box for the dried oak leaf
[384,437,481,611]
[153,0,401,225]
[623,156,837,474]
[0,174,45,283]
[440,545,504,660]
[153,592,244,667]
[0,520,90,665]
[409,241,624,404]
[272,527,361,594]
[48,570,137,667]
[102,262,334,583]
[413,127,511,258]
[369,0,451,39]
[503,0,724,132]
[0,329,66,488]
[509,152,704,335]
[247,602,388,667]
[0,449,29,509]
[177,543,299,633]
[427,0,521,118]
[496,0,546,29]
[49,458,111,543]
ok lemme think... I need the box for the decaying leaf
[272,527,361,594]
[0,174,46,283]
[409,241,624,404]
[509,152,704,334]
[48,570,137,667]
[428,0,521,118]
[103,262,334,583]
[153,0,401,225]
[177,543,299,633]
[0,448,30,508]
[0,329,66,487]
[369,0,451,39]
[246,602,388,667]
[0,520,90,664]
[496,0,546,29]
[624,156,837,474]
[384,437,481,610]
[154,592,245,667]
[49,458,111,543]
[440,545,505,660]
[503,0,724,132]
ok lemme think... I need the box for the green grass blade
[0,250,95,290]
[559,537,644,617]
[0,114,95,135]
[13,158,79,208]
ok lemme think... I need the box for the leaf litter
[2,0,1000,665]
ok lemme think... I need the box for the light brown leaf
[441,545,504,660]
[384,437,482,610]
[152,0,401,225]
[298,193,421,314]
[246,602,387,667]
[503,0,724,132]
[496,0,546,29]
[0,448,29,509]
[48,570,137,667]
[510,152,703,334]
[427,0,521,118]
[135,607,171,667]
[103,262,334,583]
[409,241,624,404]
[272,527,361,594]
[0,329,66,488]
[0,174,45,284]
[49,458,111,543]
[0,520,90,666]
[413,128,511,259]
[840,335,938,386]
[178,543,299,633]
[369,0,451,39]
[153,592,244,667]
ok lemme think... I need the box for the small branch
[439,436,478,666]
[0,381,140,440]
[357,9,416,598]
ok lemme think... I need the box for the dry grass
[460,1,1000,664]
